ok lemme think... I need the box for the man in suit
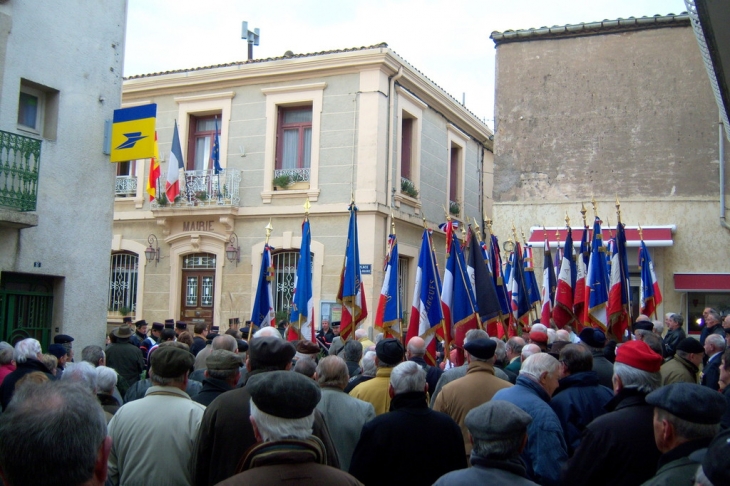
[702,334,726,391]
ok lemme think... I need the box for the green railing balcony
[0,130,41,211]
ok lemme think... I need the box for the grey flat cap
[206,349,242,371]
[646,383,726,425]
[247,370,321,419]
[465,400,532,441]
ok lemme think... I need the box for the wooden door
[181,270,215,328]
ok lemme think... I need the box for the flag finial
[615,195,622,223]
[391,212,396,235]
[580,203,588,227]
[638,224,644,241]
[565,212,571,228]
[303,198,311,217]
[265,219,273,244]
[591,195,598,219]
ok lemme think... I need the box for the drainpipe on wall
[387,67,404,211]
[720,118,730,232]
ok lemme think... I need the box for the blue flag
[290,220,314,341]
[251,244,275,329]
[212,117,222,175]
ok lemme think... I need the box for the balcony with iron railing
[115,175,137,197]
[0,130,41,212]
[151,168,242,209]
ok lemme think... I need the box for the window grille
[108,252,138,314]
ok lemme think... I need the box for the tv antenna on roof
[242,21,260,60]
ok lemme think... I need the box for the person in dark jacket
[192,350,241,406]
[192,337,340,486]
[701,334,725,391]
[349,361,466,485]
[342,339,363,379]
[129,319,148,348]
[662,313,686,359]
[434,400,538,486]
[578,327,614,388]
[641,383,725,486]
[562,340,663,486]
[407,336,443,394]
[105,324,145,392]
[492,353,568,486]
[0,338,55,410]
[190,322,209,356]
[719,348,730,429]
[550,344,613,456]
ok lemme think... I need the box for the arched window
[108,251,138,316]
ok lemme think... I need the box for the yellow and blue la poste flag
[110,104,157,162]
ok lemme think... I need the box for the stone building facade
[490,13,730,333]
[0,1,128,351]
[111,44,493,332]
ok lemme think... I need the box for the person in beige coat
[660,337,703,386]
[432,338,512,458]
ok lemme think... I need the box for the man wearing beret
[349,338,404,415]
[563,340,663,486]
[433,337,512,459]
[579,327,614,388]
[434,400,539,485]
[217,371,361,485]
[349,361,466,485]
[640,383,725,486]
[493,353,567,486]
[193,337,340,485]
[694,426,730,485]
[660,337,704,385]
[108,343,206,485]
[192,350,242,406]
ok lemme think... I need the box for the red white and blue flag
[337,203,368,341]
[639,240,662,318]
[509,242,532,330]
[446,228,480,366]
[406,229,445,365]
[251,244,276,331]
[374,234,401,339]
[607,222,631,340]
[573,226,590,327]
[466,227,501,338]
[289,219,314,342]
[523,245,542,309]
[165,121,184,203]
[541,237,557,326]
[553,227,578,328]
[583,217,609,331]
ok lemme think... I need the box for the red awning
[673,274,730,292]
[528,226,674,248]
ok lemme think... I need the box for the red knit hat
[615,340,662,372]
[529,330,548,343]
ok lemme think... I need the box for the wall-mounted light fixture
[226,232,240,266]
[145,234,160,265]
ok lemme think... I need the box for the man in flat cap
[641,383,725,486]
[108,343,205,485]
[434,400,539,485]
[433,337,512,459]
[104,325,145,391]
[550,344,613,456]
[193,337,339,485]
[661,337,704,385]
[694,427,730,486]
[192,350,242,406]
[349,337,404,415]
[295,340,321,363]
[493,353,567,486]
[217,371,360,485]
[579,327,614,388]
[563,340,663,486]
[349,361,466,485]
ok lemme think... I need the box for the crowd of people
[0,310,729,486]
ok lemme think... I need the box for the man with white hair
[0,338,53,410]
[505,336,526,375]
[96,366,120,416]
[355,328,374,351]
[492,353,567,486]
[217,371,360,485]
[562,340,663,486]
[407,336,443,394]
[663,313,685,359]
[349,361,466,485]
[702,334,726,391]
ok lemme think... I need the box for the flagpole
[512,222,532,330]
[482,216,509,338]
[424,216,446,352]
[521,227,540,323]
[391,213,401,341]
[616,197,633,326]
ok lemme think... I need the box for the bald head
[212,334,237,352]
[522,343,541,361]
[407,337,426,358]
[556,330,570,342]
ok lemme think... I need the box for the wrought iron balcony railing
[151,168,242,209]
[115,176,137,197]
[274,168,310,184]
[0,130,41,211]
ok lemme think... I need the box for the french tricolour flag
[165,121,184,203]
[639,240,662,318]
[374,234,401,339]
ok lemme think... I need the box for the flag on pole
[639,240,662,318]
[523,245,542,309]
[146,132,160,201]
[573,226,590,327]
[607,222,631,340]
[405,229,445,365]
[165,121,184,202]
[466,227,501,337]
[439,220,456,355]
[374,234,402,339]
[553,227,578,328]
[541,237,557,326]
[289,219,315,342]
[251,244,276,330]
[337,203,368,341]
[212,118,222,175]
[489,234,511,334]
[509,243,532,330]
[583,217,609,330]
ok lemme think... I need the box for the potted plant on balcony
[273,174,293,191]
[195,190,208,202]
[155,193,169,207]
[401,178,419,199]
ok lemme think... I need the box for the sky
[124,0,688,129]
